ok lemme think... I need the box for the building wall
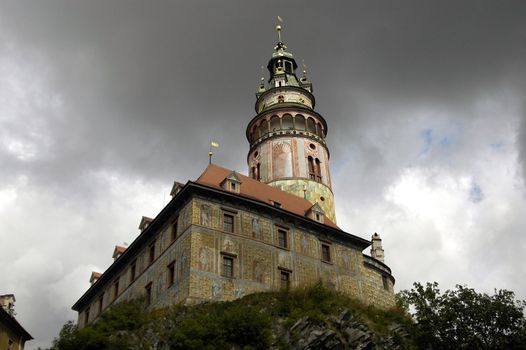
[78,196,394,328]
[187,196,394,307]
[0,323,26,350]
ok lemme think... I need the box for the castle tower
[246,23,336,222]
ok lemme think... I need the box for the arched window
[308,156,315,180]
[282,114,293,130]
[277,95,284,103]
[315,158,322,182]
[270,115,280,131]
[259,120,269,137]
[295,114,306,131]
[307,118,316,134]
[317,123,324,137]
[285,61,293,73]
[256,163,261,181]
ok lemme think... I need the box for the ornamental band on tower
[72,23,395,328]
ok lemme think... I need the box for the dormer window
[170,181,184,197]
[306,203,325,224]
[138,216,153,232]
[90,271,102,285]
[221,172,241,194]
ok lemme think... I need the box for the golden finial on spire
[276,16,283,42]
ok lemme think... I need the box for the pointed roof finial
[275,16,287,51]
[260,65,265,82]
[276,16,283,41]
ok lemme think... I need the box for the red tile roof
[195,164,339,229]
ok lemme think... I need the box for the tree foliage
[397,282,526,350]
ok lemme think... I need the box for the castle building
[72,26,395,328]
[0,294,33,350]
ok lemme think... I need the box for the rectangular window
[280,270,290,290]
[98,295,103,314]
[167,261,175,287]
[113,280,119,300]
[85,308,90,325]
[382,275,389,291]
[278,229,288,249]
[145,282,152,306]
[171,218,178,242]
[223,213,234,233]
[130,260,137,282]
[321,244,331,262]
[149,242,155,265]
[222,256,234,278]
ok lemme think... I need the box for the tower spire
[275,16,287,51]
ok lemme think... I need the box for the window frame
[167,261,176,287]
[113,279,119,300]
[130,260,137,282]
[171,217,179,242]
[277,228,289,249]
[148,241,156,265]
[84,307,90,325]
[221,253,236,278]
[321,243,331,262]
[145,282,153,306]
[279,268,292,290]
[223,212,235,233]
[98,295,103,314]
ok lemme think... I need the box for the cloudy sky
[1,1,525,348]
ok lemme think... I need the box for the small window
[171,218,178,242]
[85,308,90,325]
[321,244,331,262]
[316,213,321,222]
[223,213,234,233]
[278,229,288,249]
[145,282,152,306]
[113,280,119,300]
[382,276,389,291]
[272,201,282,208]
[230,182,236,191]
[223,256,234,278]
[130,260,137,282]
[280,270,290,290]
[167,261,175,287]
[149,242,155,264]
[98,295,103,314]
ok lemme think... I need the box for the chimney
[370,232,385,262]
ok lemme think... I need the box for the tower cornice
[255,85,316,112]
[246,104,328,142]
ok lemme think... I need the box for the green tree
[397,282,526,350]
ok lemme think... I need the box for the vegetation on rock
[48,282,526,349]
[49,283,412,349]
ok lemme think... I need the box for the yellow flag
[210,141,220,148]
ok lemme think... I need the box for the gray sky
[0,1,525,348]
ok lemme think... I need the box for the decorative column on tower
[246,21,336,223]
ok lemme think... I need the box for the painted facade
[72,26,396,328]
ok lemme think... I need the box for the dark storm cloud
[1,1,525,348]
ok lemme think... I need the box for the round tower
[246,24,336,223]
